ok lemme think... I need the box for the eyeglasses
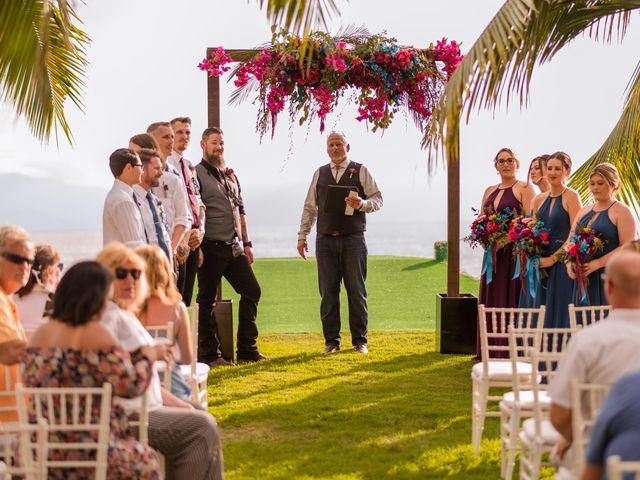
[495,158,515,165]
[114,268,142,280]
[132,163,143,168]
[0,252,34,266]
[57,262,64,272]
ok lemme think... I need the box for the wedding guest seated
[135,244,193,400]
[581,369,640,480]
[97,243,224,480]
[548,250,640,477]
[0,225,31,421]
[13,244,62,332]
[21,261,162,479]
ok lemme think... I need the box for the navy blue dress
[572,204,619,306]
[535,193,573,327]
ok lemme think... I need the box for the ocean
[29,220,483,278]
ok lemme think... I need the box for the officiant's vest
[316,161,367,236]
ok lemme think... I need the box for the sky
[1,0,639,231]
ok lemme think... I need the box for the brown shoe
[209,357,237,367]
[323,344,341,354]
[354,344,369,354]
[237,352,270,362]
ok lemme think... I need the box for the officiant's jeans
[197,240,261,363]
[316,232,368,346]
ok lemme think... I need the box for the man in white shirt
[548,250,640,475]
[132,149,172,260]
[167,116,205,305]
[102,148,147,247]
[129,128,190,260]
[296,131,383,354]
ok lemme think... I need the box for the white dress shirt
[101,301,163,412]
[151,168,192,235]
[297,158,383,240]
[102,179,147,247]
[132,185,172,258]
[168,151,206,232]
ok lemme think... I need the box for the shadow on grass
[401,259,440,271]
[211,333,513,480]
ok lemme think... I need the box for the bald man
[548,250,640,476]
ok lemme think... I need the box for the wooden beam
[446,129,460,297]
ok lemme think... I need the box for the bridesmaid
[527,152,581,327]
[566,163,636,306]
[477,148,536,356]
[527,154,551,194]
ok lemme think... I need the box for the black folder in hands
[324,185,358,215]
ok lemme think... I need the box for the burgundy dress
[477,183,523,358]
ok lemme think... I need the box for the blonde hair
[0,225,31,251]
[590,162,620,191]
[134,245,181,316]
[96,242,146,310]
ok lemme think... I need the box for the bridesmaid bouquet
[556,224,606,304]
[465,207,516,283]
[508,216,550,298]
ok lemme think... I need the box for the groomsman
[132,149,172,260]
[167,116,205,305]
[102,148,147,247]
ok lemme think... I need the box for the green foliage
[209,332,554,479]
[0,0,90,144]
[214,256,479,333]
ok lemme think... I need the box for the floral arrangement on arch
[198,28,463,139]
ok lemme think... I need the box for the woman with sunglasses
[21,261,162,479]
[523,152,581,328]
[564,163,636,306]
[476,148,536,357]
[13,244,62,332]
[97,243,224,480]
[135,245,193,400]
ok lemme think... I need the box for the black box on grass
[435,293,478,355]
[214,299,234,362]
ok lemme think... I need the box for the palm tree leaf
[257,0,343,37]
[569,60,640,216]
[0,0,89,145]
[424,0,640,168]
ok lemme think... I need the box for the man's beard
[205,151,224,167]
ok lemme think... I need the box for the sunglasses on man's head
[0,252,34,266]
[115,268,142,280]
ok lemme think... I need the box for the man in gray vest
[297,131,383,354]
[195,127,264,366]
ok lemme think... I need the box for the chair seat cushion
[180,363,210,383]
[520,418,561,445]
[472,361,532,380]
[501,390,551,409]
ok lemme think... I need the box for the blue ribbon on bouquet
[481,247,493,284]
[513,256,541,299]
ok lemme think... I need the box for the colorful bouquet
[508,217,550,299]
[198,29,463,139]
[556,224,606,304]
[464,207,516,284]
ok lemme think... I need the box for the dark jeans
[316,232,368,347]
[177,248,199,306]
[196,240,261,363]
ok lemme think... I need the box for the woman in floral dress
[20,261,169,480]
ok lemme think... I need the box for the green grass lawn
[198,257,553,479]
[215,256,480,333]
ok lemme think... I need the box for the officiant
[296,131,383,355]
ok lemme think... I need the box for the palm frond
[569,60,640,216]
[0,0,90,145]
[424,0,640,168]
[257,0,343,37]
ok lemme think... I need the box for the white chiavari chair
[608,455,640,480]
[0,419,45,480]
[472,305,546,454]
[571,380,611,478]
[180,304,210,409]
[568,304,610,331]
[15,383,112,480]
[145,321,175,391]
